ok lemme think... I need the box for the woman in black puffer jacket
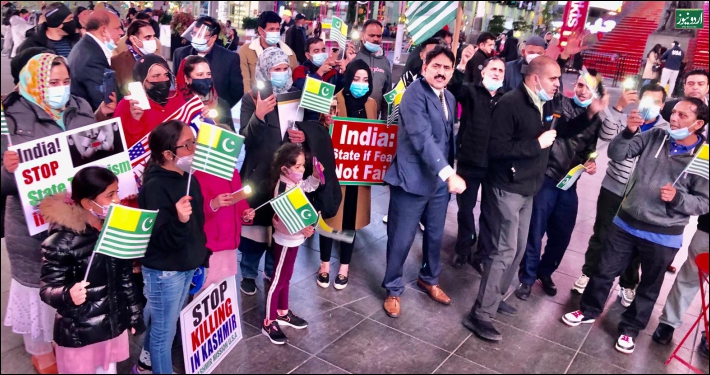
[39,167,145,374]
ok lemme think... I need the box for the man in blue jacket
[659,41,685,97]
[173,16,244,108]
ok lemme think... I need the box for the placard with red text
[330,117,397,186]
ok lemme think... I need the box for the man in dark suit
[173,16,244,108]
[68,9,124,111]
[382,46,467,318]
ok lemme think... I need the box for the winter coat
[1,93,96,287]
[39,193,144,348]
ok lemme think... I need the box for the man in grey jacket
[354,19,392,119]
[562,97,709,355]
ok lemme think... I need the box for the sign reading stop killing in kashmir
[9,119,138,235]
[330,117,397,185]
[181,277,242,374]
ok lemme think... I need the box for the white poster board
[9,119,138,235]
[277,91,305,138]
[181,277,242,374]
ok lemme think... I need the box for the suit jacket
[173,45,244,108]
[384,78,455,197]
[68,34,110,111]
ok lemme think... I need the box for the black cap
[295,13,307,21]
[45,3,71,28]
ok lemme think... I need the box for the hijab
[132,53,175,105]
[18,53,68,129]
[175,58,218,106]
[341,59,373,119]
[255,47,293,94]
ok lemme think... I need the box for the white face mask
[173,153,194,173]
[137,39,157,55]
[525,53,540,64]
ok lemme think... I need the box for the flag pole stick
[5,134,12,147]
[186,167,194,196]
[83,252,96,283]
[671,170,686,187]
[253,200,271,212]
[451,2,463,60]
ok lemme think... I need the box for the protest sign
[181,277,242,374]
[330,117,397,185]
[9,119,137,235]
[277,91,305,137]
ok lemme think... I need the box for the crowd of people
[1,2,709,374]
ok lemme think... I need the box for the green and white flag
[330,16,348,49]
[300,76,336,114]
[405,1,459,45]
[94,205,158,259]
[270,186,318,235]
[1,105,8,136]
[386,80,406,126]
[193,122,243,180]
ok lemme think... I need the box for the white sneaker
[619,287,636,308]
[572,274,589,294]
[419,222,425,231]
[615,335,635,354]
[382,215,388,224]
[562,310,596,327]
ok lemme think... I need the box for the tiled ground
[1,56,708,374]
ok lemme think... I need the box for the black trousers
[580,224,679,338]
[320,186,357,265]
[582,187,641,288]
[454,166,485,259]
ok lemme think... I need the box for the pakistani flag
[94,205,158,259]
[682,143,709,180]
[193,123,244,180]
[330,16,348,49]
[1,105,8,136]
[405,1,459,45]
[270,186,318,235]
[300,76,335,114]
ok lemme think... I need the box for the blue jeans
[238,236,274,280]
[142,267,194,374]
[520,176,579,285]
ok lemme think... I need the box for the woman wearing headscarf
[238,47,305,295]
[1,53,97,374]
[114,54,187,147]
[175,55,234,130]
[317,59,375,290]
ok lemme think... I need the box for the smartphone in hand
[127,82,151,110]
[103,69,115,104]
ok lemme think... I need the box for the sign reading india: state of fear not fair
[330,117,398,186]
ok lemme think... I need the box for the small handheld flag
[330,16,348,50]
[300,77,336,114]
[192,123,244,180]
[270,186,318,235]
[315,213,355,244]
[164,95,204,124]
[673,143,709,185]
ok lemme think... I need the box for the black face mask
[146,81,171,105]
[190,78,213,97]
[61,21,77,36]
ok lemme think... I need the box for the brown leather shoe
[417,278,451,305]
[384,296,401,318]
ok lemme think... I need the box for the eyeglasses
[175,140,196,151]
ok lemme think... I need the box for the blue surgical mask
[573,94,593,108]
[270,71,290,88]
[667,127,692,140]
[535,79,553,102]
[350,82,369,98]
[640,105,661,121]
[364,41,380,53]
[106,39,116,51]
[265,32,281,46]
[482,77,503,92]
[312,52,328,67]
[46,85,71,109]
[191,37,210,52]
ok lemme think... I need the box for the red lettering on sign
[330,117,398,185]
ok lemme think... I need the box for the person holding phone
[238,47,304,296]
[111,20,157,102]
[133,120,208,374]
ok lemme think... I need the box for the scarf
[18,53,67,130]
[255,47,292,94]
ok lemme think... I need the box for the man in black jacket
[661,69,709,122]
[515,72,607,301]
[464,32,495,84]
[450,57,505,270]
[67,9,124,111]
[173,16,244,108]
[499,30,519,62]
[285,13,307,64]
[17,2,80,58]
[463,56,561,342]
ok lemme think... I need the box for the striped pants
[267,244,299,320]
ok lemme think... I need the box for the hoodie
[138,165,208,271]
[354,45,392,118]
[609,128,709,235]
[660,46,684,71]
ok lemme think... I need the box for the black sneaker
[262,321,288,345]
[497,300,518,317]
[462,315,502,341]
[240,278,257,296]
[515,283,532,300]
[537,275,557,296]
[334,274,348,290]
[451,254,469,269]
[469,258,484,275]
[699,331,708,359]
[652,323,675,345]
[317,272,330,289]
[276,310,308,330]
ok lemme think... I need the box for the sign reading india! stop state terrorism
[181,277,242,374]
[330,117,398,185]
